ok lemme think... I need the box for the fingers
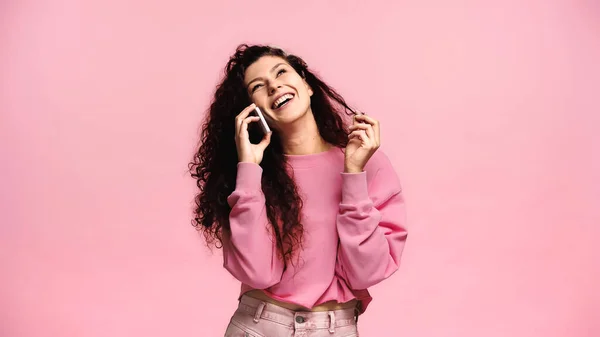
[235,103,257,132]
[354,113,376,123]
[349,123,375,141]
[348,107,364,116]
[257,131,272,151]
[237,116,260,136]
[352,114,380,146]
[348,130,370,144]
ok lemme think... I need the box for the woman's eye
[277,69,286,77]
[251,84,263,92]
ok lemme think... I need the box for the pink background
[1,0,599,336]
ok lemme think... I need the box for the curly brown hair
[189,44,356,267]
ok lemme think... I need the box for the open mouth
[271,93,295,110]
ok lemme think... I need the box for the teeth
[273,94,294,108]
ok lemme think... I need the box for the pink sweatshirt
[221,147,407,313]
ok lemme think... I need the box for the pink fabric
[225,294,359,337]
[222,147,407,313]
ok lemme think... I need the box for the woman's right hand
[235,103,272,164]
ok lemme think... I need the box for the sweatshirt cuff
[236,162,263,191]
[340,171,370,204]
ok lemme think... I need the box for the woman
[190,44,408,336]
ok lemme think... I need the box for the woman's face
[244,56,313,128]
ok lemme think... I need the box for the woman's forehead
[245,56,288,80]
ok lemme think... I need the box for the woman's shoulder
[365,149,397,173]
[364,149,402,193]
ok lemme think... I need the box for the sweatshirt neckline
[284,146,343,169]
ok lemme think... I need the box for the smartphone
[254,106,271,134]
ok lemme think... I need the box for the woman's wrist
[344,165,364,174]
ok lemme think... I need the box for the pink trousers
[224,294,360,337]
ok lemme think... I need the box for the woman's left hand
[344,113,381,173]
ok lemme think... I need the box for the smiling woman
[189,44,408,336]
[245,59,312,121]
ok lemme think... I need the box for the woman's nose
[268,82,282,95]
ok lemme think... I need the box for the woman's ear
[299,69,313,96]
[303,79,313,97]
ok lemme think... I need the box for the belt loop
[253,302,266,323]
[328,311,335,333]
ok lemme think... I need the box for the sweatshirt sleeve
[221,162,284,289]
[335,154,408,290]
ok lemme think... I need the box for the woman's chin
[274,107,312,124]
[274,117,308,130]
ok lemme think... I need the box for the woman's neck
[281,133,331,155]
[278,112,332,155]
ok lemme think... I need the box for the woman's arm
[335,153,408,290]
[221,162,284,289]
